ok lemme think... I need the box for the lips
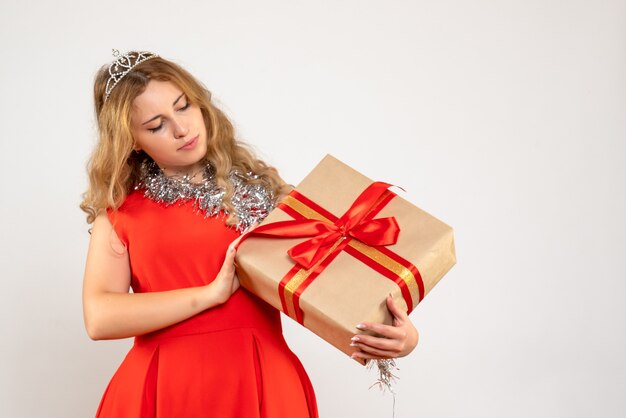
[178,135,199,150]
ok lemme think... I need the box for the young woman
[81,51,419,417]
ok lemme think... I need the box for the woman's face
[130,80,208,177]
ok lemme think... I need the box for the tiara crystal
[104,49,159,102]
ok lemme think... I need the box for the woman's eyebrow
[172,92,185,106]
[141,93,186,125]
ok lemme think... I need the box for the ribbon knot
[241,181,401,269]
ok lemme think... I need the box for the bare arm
[82,212,242,340]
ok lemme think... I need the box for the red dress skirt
[97,190,318,418]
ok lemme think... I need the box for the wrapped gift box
[235,154,456,364]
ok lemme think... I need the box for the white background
[1,1,624,417]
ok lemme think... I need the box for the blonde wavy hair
[80,53,292,226]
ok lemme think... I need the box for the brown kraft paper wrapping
[235,154,456,365]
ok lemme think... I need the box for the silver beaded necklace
[135,159,276,232]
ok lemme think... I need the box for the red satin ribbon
[242,181,400,269]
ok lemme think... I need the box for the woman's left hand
[350,294,419,361]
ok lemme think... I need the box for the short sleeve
[105,207,129,248]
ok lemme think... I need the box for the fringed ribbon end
[366,358,400,393]
[367,359,400,418]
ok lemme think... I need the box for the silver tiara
[104,49,159,102]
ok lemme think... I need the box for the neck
[160,161,208,183]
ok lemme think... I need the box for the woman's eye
[179,101,191,111]
[148,124,163,133]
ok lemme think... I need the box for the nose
[173,118,189,139]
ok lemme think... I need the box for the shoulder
[104,189,146,245]
[91,211,127,254]
[106,189,147,218]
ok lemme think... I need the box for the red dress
[97,190,318,418]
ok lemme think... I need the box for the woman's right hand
[209,239,242,305]
[208,223,258,305]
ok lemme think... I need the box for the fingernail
[351,353,358,359]
[349,342,357,347]
[356,323,366,330]
[351,336,360,341]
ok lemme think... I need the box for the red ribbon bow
[243,181,401,269]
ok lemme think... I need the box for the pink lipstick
[179,135,199,150]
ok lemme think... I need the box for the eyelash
[148,101,191,133]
